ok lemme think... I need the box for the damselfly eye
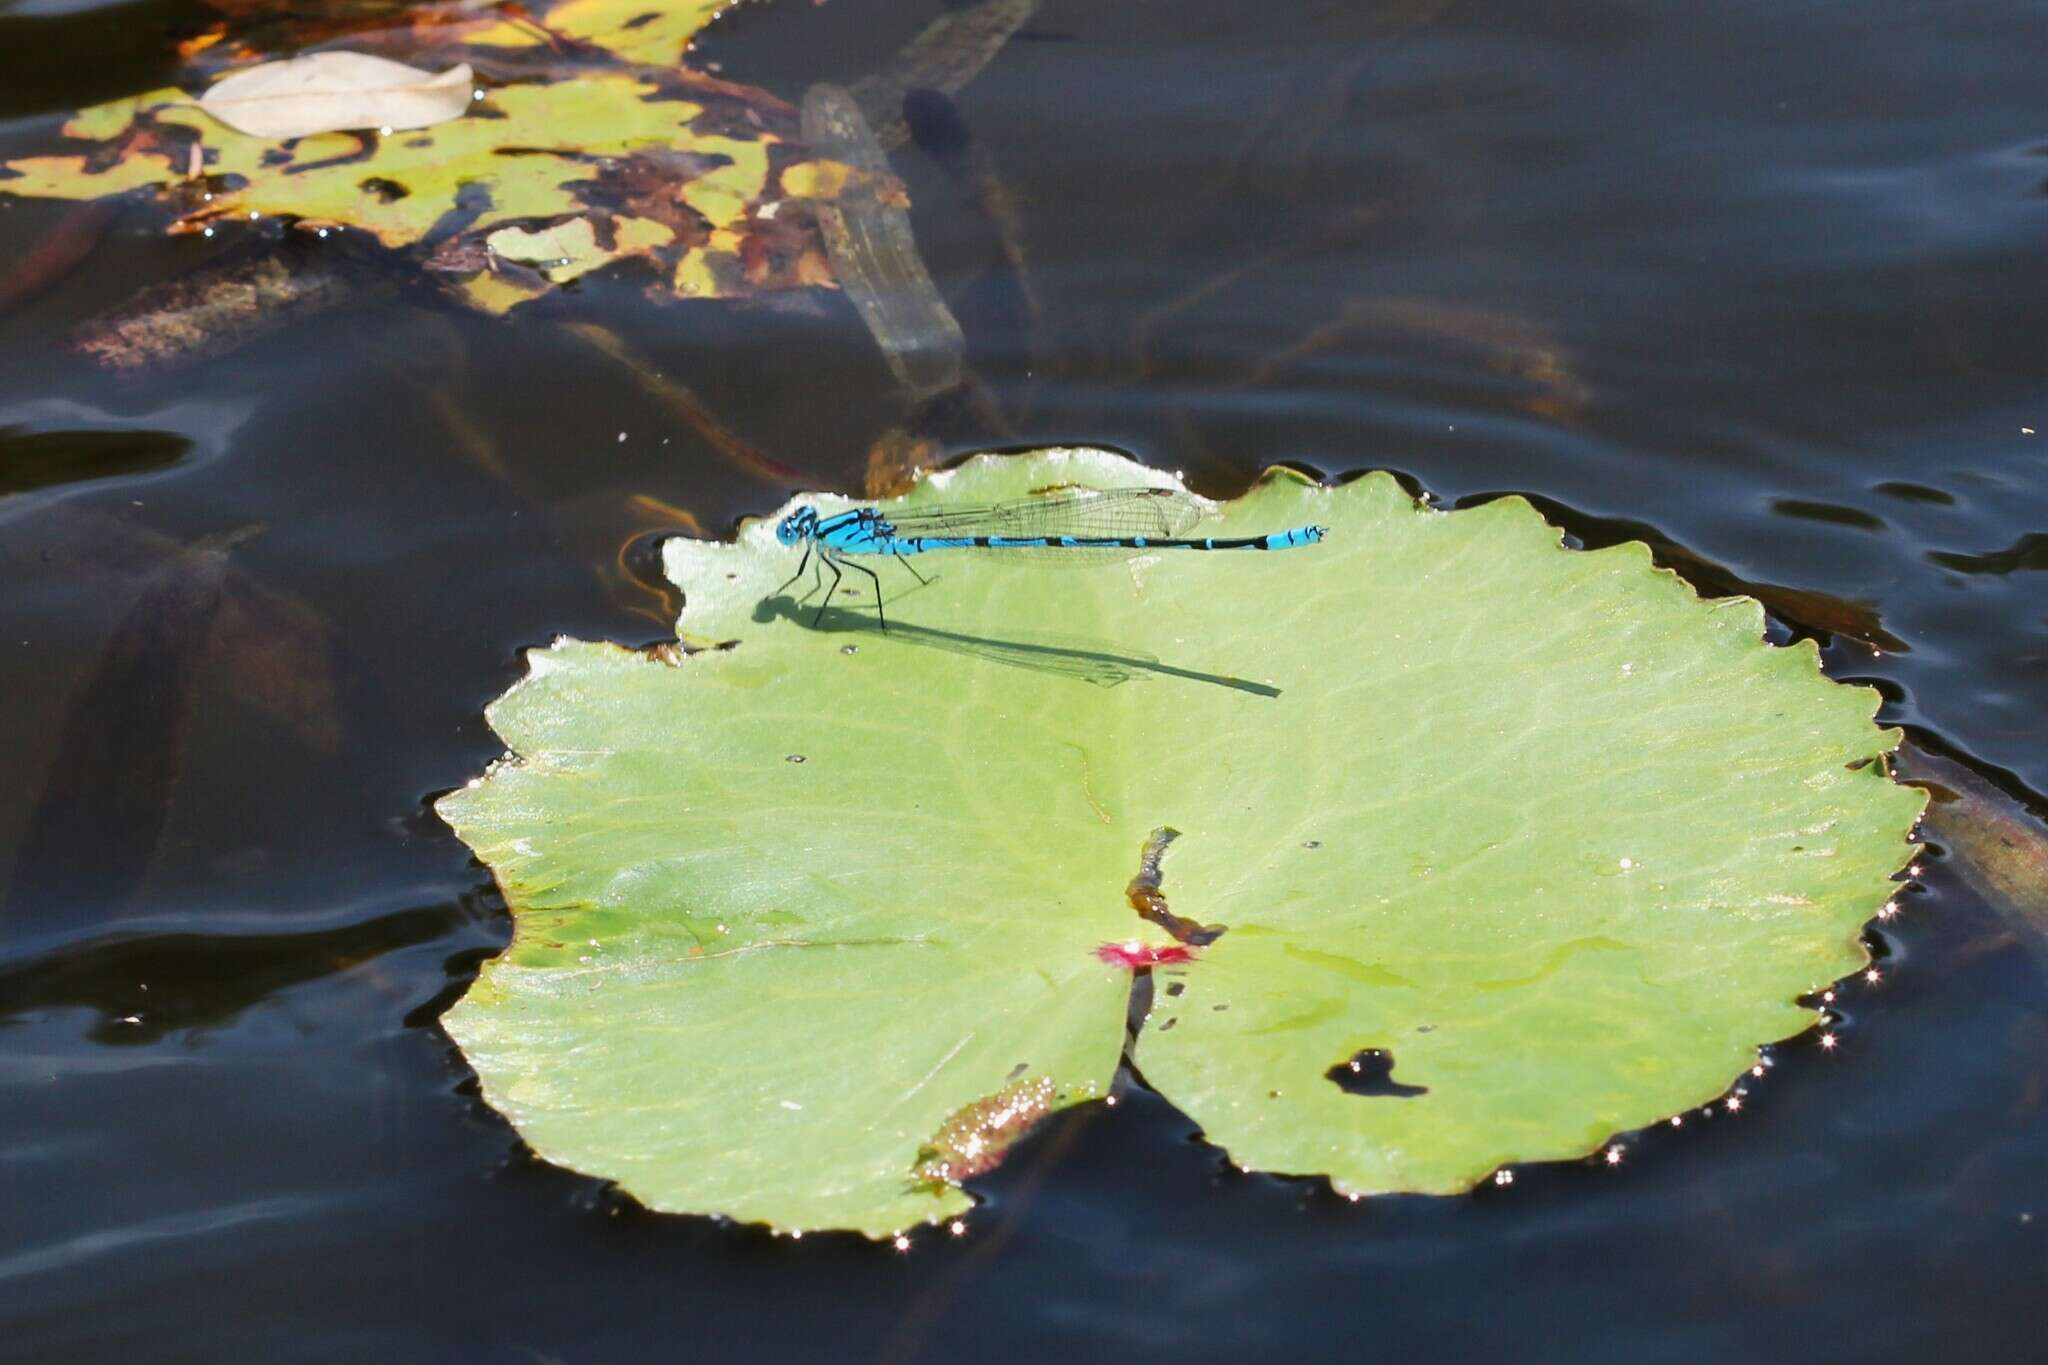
[776,508,813,545]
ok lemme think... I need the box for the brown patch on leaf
[913,1075,1057,1187]
[567,151,716,250]
[422,235,490,275]
[1124,826,1226,946]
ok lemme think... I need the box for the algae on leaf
[438,448,1923,1236]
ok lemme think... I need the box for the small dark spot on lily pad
[359,177,409,202]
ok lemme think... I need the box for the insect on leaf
[438,447,1923,1237]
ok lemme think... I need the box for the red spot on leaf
[1096,940,1196,969]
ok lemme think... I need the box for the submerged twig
[801,83,966,400]
[1122,206,1383,379]
[62,239,390,372]
[847,0,1039,151]
[1227,295,1594,425]
[0,198,124,316]
[903,86,1043,341]
[557,320,814,486]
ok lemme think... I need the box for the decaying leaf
[0,0,853,314]
[197,52,474,139]
[1892,743,2048,966]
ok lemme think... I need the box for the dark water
[3,0,2044,1358]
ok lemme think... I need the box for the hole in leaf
[1327,1049,1428,1098]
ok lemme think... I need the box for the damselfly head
[776,506,820,545]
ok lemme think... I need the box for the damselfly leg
[892,552,930,587]
[812,555,844,628]
[773,541,813,599]
[841,558,887,630]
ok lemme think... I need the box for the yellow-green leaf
[437,448,1924,1235]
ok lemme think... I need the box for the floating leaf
[0,1,842,311]
[438,448,1921,1236]
[197,52,473,139]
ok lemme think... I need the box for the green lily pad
[438,448,1922,1236]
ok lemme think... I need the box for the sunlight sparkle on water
[1864,968,1881,985]
[893,1234,912,1253]
[1604,1145,1624,1166]
[1819,1032,1839,1051]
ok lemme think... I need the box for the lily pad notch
[438,446,1925,1238]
